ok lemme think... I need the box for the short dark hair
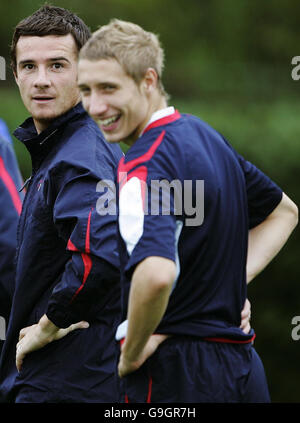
[11,4,91,73]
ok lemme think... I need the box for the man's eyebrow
[77,83,89,88]
[49,57,71,63]
[18,57,71,65]
[78,82,118,88]
[18,59,35,66]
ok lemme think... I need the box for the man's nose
[89,91,108,116]
[34,66,51,88]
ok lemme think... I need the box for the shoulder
[142,113,224,152]
[177,113,226,142]
[121,128,182,181]
[63,113,106,147]
[56,114,123,168]
[0,136,14,156]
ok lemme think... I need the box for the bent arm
[121,256,176,364]
[247,192,298,283]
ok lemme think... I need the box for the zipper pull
[19,176,32,192]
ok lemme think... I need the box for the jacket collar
[14,102,85,145]
[142,107,181,135]
[13,102,86,170]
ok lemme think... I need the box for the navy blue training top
[0,104,123,403]
[116,109,283,342]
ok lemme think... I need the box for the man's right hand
[240,298,251,334]
[118,333,170,378]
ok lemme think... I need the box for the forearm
[247,193,298,283]
[123,257,175,361]
[247,220,289,283]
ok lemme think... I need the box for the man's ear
[143,68,158,94]
[13,70,19,86]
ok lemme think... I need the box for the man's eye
[103,85,116,92]
[23,64,34,70]
[52,63,63,70]
[79,87,90,95]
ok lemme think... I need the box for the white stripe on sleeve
[119,176,145,256]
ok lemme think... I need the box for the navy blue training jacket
[0,124,24,355]
[0,103,123,403]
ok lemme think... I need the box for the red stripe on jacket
[117,131,166,212]
[0,156,22,215]
[142,109,181,134]
[70,210,93,302]
[117,130,166,184]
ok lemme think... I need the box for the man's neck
[125,96,168,147]
[33,99,81,135]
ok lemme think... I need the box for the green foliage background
[0,0,299,402]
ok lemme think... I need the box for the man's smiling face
[78,57,152,145]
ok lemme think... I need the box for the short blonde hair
[79,19,169,99]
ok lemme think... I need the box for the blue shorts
[119,336,270,403]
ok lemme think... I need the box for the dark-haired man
[0,6,123,403]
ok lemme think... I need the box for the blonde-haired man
[78,19,298,403]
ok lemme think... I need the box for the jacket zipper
[15,171,36,264]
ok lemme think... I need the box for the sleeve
[44,164,120,328]
[236,154,283,228]
[0,138,24,321]
[118,161,179,280]
[220,135,283,229]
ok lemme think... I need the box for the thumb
[71,321,90,330]
[53,321,90,341]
